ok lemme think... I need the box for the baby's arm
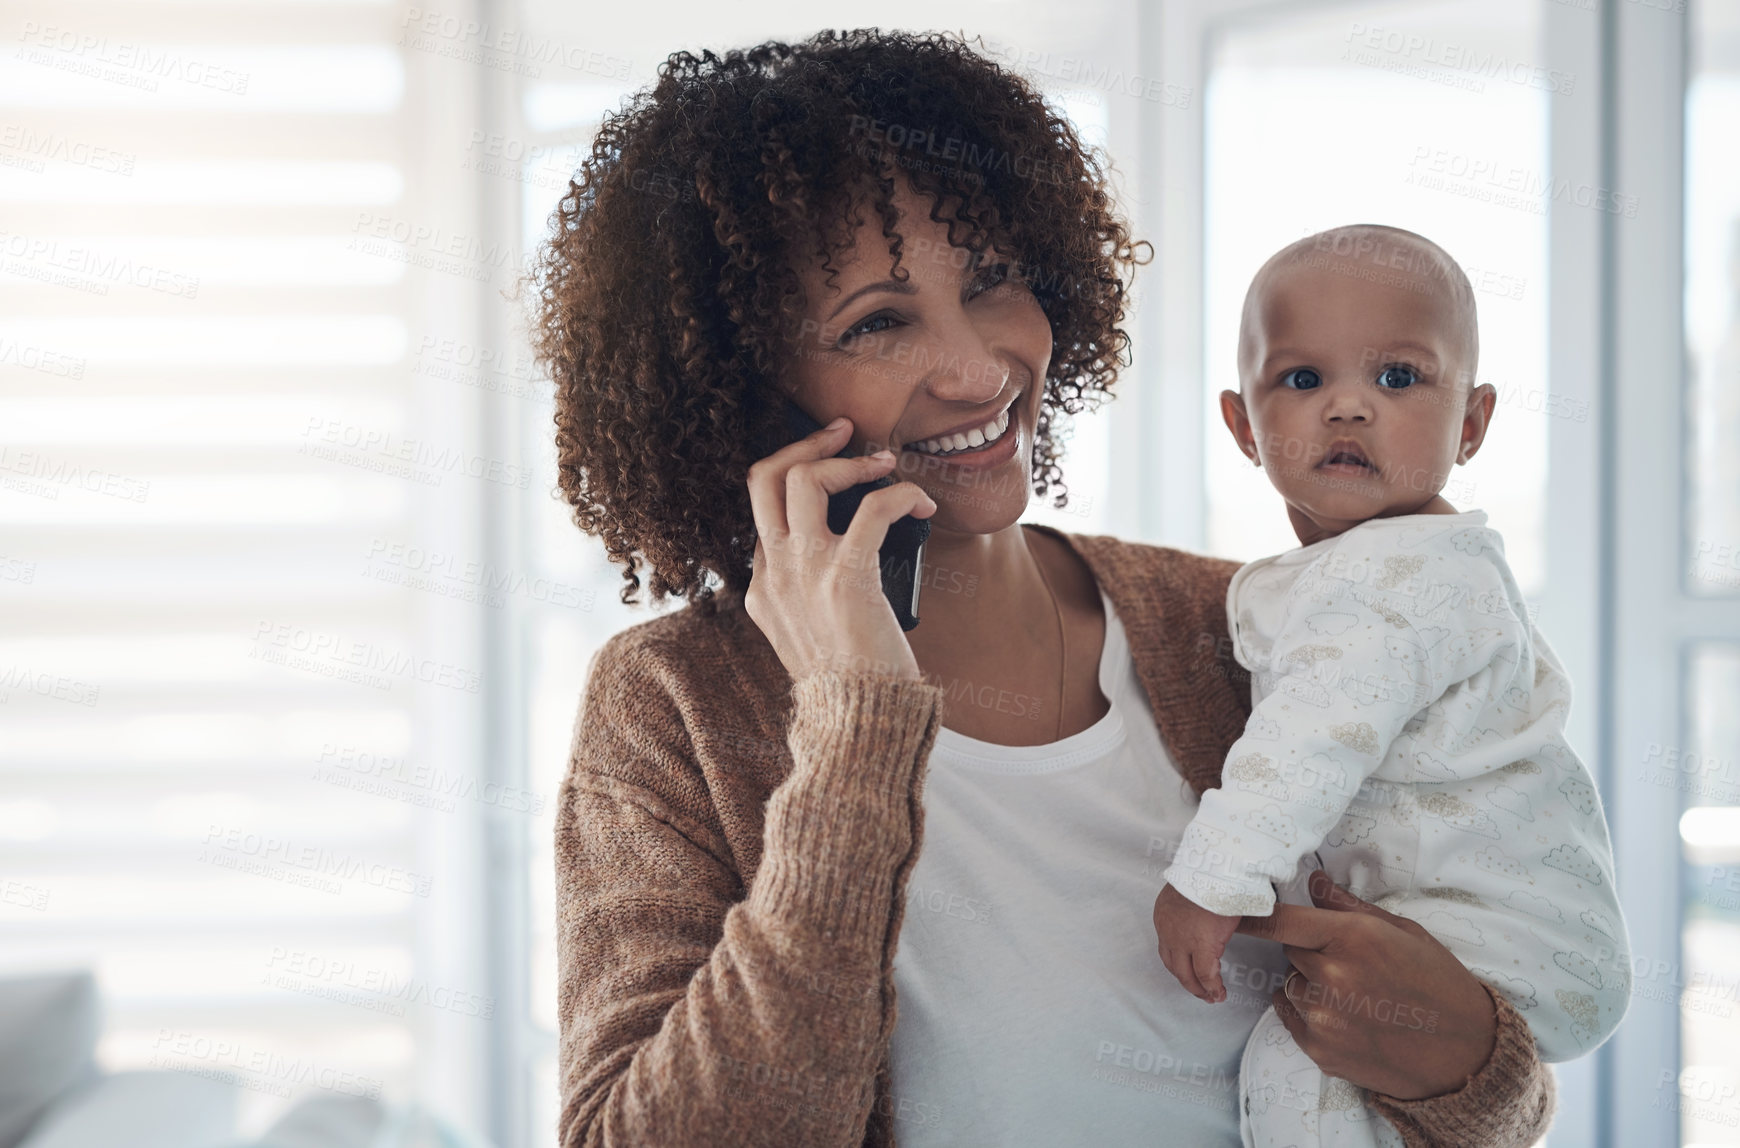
[1162,548,1460,918]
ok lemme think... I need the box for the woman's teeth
[906,406,1012,457]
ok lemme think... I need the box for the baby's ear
[1219,390,1257,462]
[1456,383,1499,463]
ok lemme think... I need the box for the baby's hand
[1152,884,1242,1003]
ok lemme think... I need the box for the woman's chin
[921,491,1029,538]
[905,446,1030,536]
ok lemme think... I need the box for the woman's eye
[839,312,898,348]
[1280,368,1321,390]
[968,262,1011,299]
[1376,364,1419,389]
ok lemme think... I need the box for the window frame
[1133,1,1703,1143]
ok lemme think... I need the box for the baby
[1152,224,1631,1148]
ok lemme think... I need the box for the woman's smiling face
[778,179,1054,534]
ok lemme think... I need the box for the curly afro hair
[527,27,1150,615]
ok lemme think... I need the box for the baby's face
[1224,252,1490,541]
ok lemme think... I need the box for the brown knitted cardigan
[555,525,1555,1146]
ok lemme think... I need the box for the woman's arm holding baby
[1238,871,1554,1147]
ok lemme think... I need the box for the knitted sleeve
[554,639,943,1148]
[1368,984,1556,1147]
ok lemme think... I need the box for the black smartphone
[774,399,929,631]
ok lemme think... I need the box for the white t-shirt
[887,587,1292,1146]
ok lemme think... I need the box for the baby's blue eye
[1280,368,1321,390]
[1377,364,1418,389]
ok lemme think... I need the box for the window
[1201,1,1550,598]
[1676,3,1740,1141]
[0,2,498,1139]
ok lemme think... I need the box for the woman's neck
[902,521,1107,742]
[904,522,1055,666]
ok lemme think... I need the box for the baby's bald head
[1237,224,1479,389]
[1220,224,1498,540]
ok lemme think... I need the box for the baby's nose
[1324,389,1373,421]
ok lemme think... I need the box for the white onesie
[1161,510,1632,1148]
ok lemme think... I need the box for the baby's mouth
[1318,443,1376,474]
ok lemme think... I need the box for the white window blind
[0,0,499,1139]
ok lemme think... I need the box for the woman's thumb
[1308,869,1387,916]
[1306,870,1429,938]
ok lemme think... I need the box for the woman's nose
[919,319,1009,404]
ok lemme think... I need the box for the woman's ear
[1220,389,1260,466]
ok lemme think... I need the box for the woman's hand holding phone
[744,416,938,683]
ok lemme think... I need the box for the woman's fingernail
[827,415,848,429]
[871,449,894,461]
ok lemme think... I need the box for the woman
[535,30,1553,1147]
